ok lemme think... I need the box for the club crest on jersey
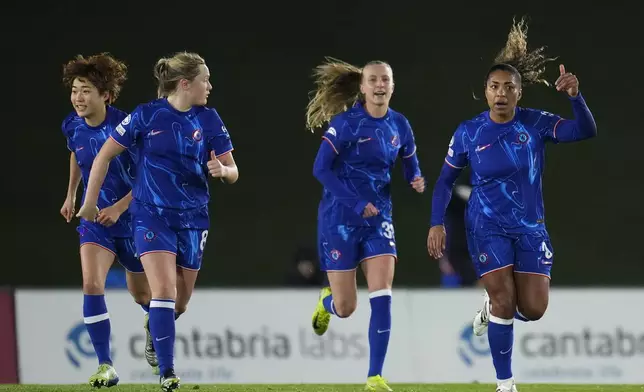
[330,249,341,261]
[478,253,489,264]
[121,114,131,125]
[144,231,156,242]
[326,127,337,137]
[192,129,203,142]
[391,135,399,147]
[516,131,530,144]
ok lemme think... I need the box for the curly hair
[486,16,557,87]
[305,57,390,131]
[62,53,128,104]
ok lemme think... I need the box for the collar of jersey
[353,101,390,121]
[485,106,520,129]
[82,105,113,130]
[160,98,196,117]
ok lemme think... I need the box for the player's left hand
[208,150,229,178]
[555,64,579,97]
[410,176,425,193]
[96,205,121,227]
[76,204,99,222]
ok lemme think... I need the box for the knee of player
[131,290,151,306]
[518,302,548,321]
[489,293,516,319]
[82,280,105,295]
[334,300,357,318]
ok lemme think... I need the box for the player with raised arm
[60,53,152,388]
[77,51,238,392]
[426,18,597,392]
[307,57,425,392]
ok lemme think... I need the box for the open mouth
[374,92,386,97]
[494,102,508,109]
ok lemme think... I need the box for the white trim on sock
[150,300,175,309]
[369,289,392,298]
[489,315,514,325]
[84,313,109,324]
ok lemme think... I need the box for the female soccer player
[77,51,238,392]
[306,57,425,392]
[427,18,597,392]
[60,53,151,388]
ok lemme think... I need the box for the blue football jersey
[62,105,136,237]
[110,98,233,211]
[318,102,419,227]
[445,107,566,234]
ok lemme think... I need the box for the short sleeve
[110,108,142,149]
[61,115,74,152]
[445,124,469,169]
[206,109,234,157]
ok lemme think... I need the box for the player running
[77,51,238,391]
[60,52,151,388]
[306,57,425,391]
[427,18,597,392]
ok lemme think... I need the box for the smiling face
[70,77,109,122]
[360,62,394,109]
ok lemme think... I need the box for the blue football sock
[367,289,392,377]
[514,309,530,322]
[322,294,339,316]
[83,294,112,365]
[488,315,514,381]
[149,299,176,375]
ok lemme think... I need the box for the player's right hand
[76,204,99,222]
[427,225,447,259]
[362,202,379,218]
[60,198,75,223]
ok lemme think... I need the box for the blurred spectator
[285,246,325,287]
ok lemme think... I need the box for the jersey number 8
[200,230,209,252]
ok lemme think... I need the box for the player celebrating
[77,51,238,392]
[60,53,152,388]
[426,18,597,392]
[306,57,425,391]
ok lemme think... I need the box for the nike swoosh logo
[150,130,164,136]
[312,314,319,329]
[156,336,170,341]
[357,137,371,143]
[377,329,390,334]
[475,144,491,152]
[500,347,512,354]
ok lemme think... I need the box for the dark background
[8,2,643,287]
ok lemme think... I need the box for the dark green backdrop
[8,3,643,287]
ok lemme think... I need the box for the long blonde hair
[305,57,390,131]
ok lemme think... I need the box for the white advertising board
[15,289,644,384]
